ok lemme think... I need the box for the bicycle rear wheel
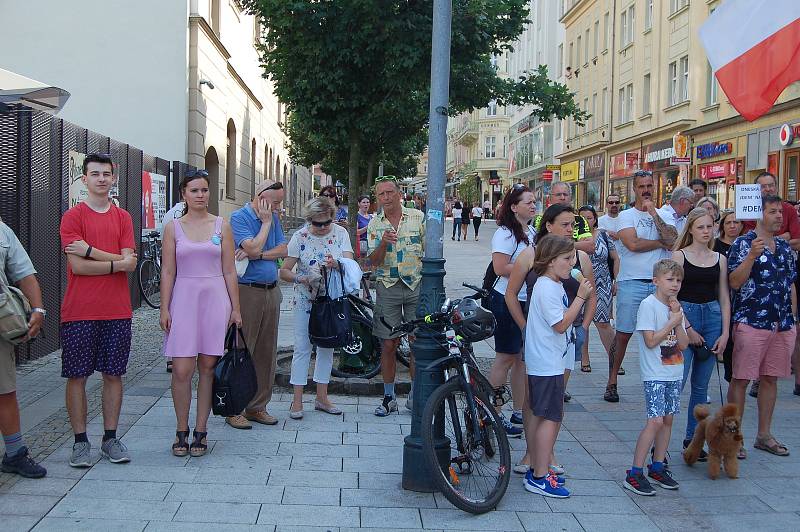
[137,259,161,309]
[421,378,511,514]
[330,314,381,379]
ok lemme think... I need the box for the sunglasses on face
[375,175,398,184]
[186,168,210,178]
[311,219,333,227]
[320,193,336,198]
[607,201,620,205]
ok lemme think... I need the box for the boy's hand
[577,279,593,300]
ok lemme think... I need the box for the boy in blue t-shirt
[624,259,689,496]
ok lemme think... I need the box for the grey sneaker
[69,441,92,468]
[374,395,398,417]
[101,438,131,464]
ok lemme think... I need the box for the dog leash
[715,357,725,405]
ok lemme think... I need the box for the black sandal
[172,429,190,457]
[190,430,208,457]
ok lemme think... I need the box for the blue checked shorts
[643,380,681,419]
[60,319,132,378]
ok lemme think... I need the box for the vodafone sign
[779,123,800,146]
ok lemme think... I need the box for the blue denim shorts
[616,280,656,334]
[643,380,681,418]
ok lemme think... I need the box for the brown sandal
[754,435,790,456]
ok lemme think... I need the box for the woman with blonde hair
[671,207,730,460]
[280,197,354,419]
[696,196,720,234]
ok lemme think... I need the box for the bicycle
[329,271,411,379]
[384,283,510,514]
[138,231,162,308]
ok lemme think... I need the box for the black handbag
[212,325,258,417]
[309,266,352,348]
[691,342,715,362]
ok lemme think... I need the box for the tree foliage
[243,0,588,241]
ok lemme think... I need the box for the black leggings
[472,218,481,236]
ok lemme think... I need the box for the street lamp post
[402,0,452,492]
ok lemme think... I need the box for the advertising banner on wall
[561,161,580,182]
[68,150,120,207]
[142,171,167,231]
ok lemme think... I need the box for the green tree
[457,175,480,207]
[243,0,588,241]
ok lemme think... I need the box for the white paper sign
[735,184,763,220]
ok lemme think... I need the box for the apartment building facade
[558,0,800,211]
[446,53,511,208]
[507,0,566,212]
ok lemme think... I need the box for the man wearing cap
[228,180,287,429]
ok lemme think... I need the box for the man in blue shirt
[728,195,796,458]
[228,180,288,429]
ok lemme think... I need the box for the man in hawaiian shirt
[728,195,796,458]
[367,176,425,416]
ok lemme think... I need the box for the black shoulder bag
[309,266,352,348]
[212,325,258,417]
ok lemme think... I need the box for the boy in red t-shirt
[60,153,137,467]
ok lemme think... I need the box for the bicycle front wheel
[421,378,511,514]
[137,259,161,309]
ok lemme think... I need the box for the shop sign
[517,116,535,133]
[700,161,736,180]
[645,146,674,164]
[671,133,691,165]
[546,164,561,171]
[561,161,580,182]
[696,141,733,160]
[610,151,640,177]
[779,123,800,146]
[489,177,500,185]
[583,153,605,180]
[542,170,553,181]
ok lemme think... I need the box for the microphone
[570,268,585,283]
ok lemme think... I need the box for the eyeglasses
[375,175,398,184]
[310,219,333,227]
[606,200,620,205]
[186,168,210,178]
[320,192,336,198]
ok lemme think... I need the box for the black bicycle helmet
[453,298,496,342]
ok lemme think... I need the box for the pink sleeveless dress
[163,217,232,357]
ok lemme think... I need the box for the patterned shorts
[643,380,681,419]
[60,319,132,378]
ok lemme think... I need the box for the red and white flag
[700,0,800,121]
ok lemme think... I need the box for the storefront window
[610,179,633,208]
[787,151,799,202]
[586,180,602,209]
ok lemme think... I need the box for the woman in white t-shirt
[486,184,536,436]
[451,201,463,241]
[280,197,353,419]
[471,205,484,240]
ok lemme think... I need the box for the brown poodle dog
[683,403,743,479]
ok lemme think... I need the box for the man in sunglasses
[228,179,288,429]
[598,194,622,240]
[367,176,425,416]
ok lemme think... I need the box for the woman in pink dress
[160,169,242,457]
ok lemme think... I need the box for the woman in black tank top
[672,208,731,456]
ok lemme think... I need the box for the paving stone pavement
[2,221,800,531]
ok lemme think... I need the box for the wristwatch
[31,307,47,317]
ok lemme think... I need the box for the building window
[485,136,497,158]
[555,118,562,139]
[583,98,589,133]
[593,20,599,58]
[210,0,221,35]
[251,138,257,197]
[502,136,507,158]
[643,73,651,114]
[602,88,608,125]
[557,43,563,76]
[603,12,609,51]
[487,100,497,116]
[584,29,590,64]
[577,35,582,66]
[681,55,689,101]
[706,61,718,105]
[669,60,678,105]
[569,42,574,69]
[671,0,689,14]
[225,119,237,199]
[618,84,633,124]
[645,0,654,30]
[591,93,597,130]
[621,5,635,47]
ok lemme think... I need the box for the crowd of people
[0,154,797,507]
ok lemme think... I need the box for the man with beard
[604,171,678,402]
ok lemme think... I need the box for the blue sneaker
[510,411,524,425]
[523,470,570,498]
[500,414,523,438]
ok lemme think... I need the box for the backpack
[0,275,31,345]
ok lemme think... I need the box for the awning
[0,68,70,113]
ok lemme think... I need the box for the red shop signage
[610,151,641,178]
[699,160,736,180]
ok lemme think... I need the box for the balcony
[451,119,479,146]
